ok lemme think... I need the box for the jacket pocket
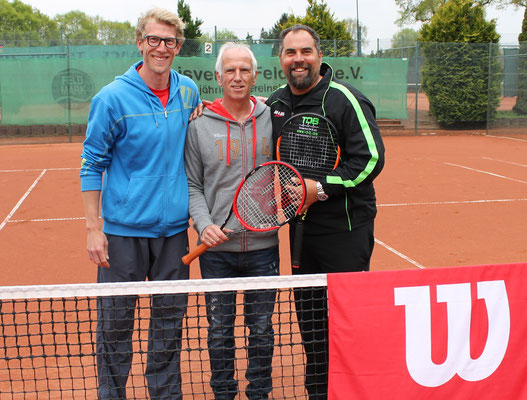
[111,176,163,227]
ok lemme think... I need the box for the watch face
[316,181,328,201]
[317,193,329,201]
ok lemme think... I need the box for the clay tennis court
[1,133,526,285]
[0,132,526,399]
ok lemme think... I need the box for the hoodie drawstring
[145,93,159,128]
[251,116,257,169]
[225,121,231,166]
[223,114,256,168]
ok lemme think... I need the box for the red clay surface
[1,135,526,399]
[406,93,517,112]
[1,134,526,285]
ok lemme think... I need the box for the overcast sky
[22,0,525,52]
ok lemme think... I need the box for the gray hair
[215,42,258,78]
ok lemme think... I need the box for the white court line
[379,198,527,207]
[375,238,425,269]
[0,167,78,173]
[485,134,527,142]
[376,197,527,267]
[8,201,525,222]
[8,217,86,223]
[0,169,47,232]
[481,157,527,168]
[444,162,527,184]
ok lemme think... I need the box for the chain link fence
[377,41,527,136]
[0,38,525,141]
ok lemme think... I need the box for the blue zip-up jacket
[80,61,201,238]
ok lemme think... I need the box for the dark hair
[278,24,321,54]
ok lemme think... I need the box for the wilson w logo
[394,281,510,387]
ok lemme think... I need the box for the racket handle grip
[182,243,210,265]
[291,219,305,268]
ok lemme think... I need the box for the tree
[481,0,527,7]
[279,0,354,56]
[392,28,419,48]
[177,0,203,56]
[259,13,290,55]
[395,0,527,116]
[197,29,239,58]
[395,0,446,24]
[96,18,135,45]
[395,0,494,25]
[343,17,368,53]
[378,28,419,58]
[177,0,202,39]
[200,29,239,43]
[0,0,60,46]
[419,0,502,127]
[55,10,101,45]
[260,13,290,40]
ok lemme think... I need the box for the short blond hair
[135,8,186,45]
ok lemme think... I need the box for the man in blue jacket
[80,8,200,400]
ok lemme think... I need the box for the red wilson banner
[327,263,527,400]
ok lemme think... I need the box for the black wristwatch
[316,181,328,201]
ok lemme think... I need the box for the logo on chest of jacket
[273,110,285,118]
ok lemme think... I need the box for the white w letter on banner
[394,281,510,387]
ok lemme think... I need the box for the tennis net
[0,274,328,399]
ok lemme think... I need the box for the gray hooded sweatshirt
[185,97,279,252]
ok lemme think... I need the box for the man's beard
[287,64,318,91]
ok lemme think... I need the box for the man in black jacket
[266,25,385,400]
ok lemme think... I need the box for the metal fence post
[486,42,492,135]
[66,38,72,143]
[414,42,419,136]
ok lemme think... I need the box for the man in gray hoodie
[184,43,278,400]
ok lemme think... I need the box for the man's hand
[298,179,318,214]
[189,99,214,121]
[81,190,109,268]
[86,228,110,268]
[200,224,229,247]
[189,103,204,121]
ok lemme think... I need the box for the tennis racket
[182,161,306,265]
[276,112,340,268]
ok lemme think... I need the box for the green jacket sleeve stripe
[326,81,380,188]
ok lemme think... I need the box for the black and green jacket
[267,63,385,235]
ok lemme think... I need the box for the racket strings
[280,124,338,180]
[236,164,303,230]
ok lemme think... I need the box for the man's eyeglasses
[143,35,179,49]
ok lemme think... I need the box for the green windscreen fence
[0,55,408,125]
